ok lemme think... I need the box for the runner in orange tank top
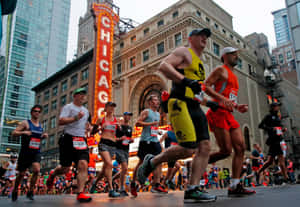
[205,47,255,196]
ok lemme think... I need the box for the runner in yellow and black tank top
[168,48,210,149]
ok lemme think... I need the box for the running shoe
[89,180,96,194]
[26,191,34,201]
[130,182,138,197]
[168,181,176,190]
[228,183,256,197]
[119,190,129,197]
[151,184,168,194]
[108,189,120,197]
[137,154,154,184]
[77,192,92,203]
[184,187,217,203]
[11,191,18,202]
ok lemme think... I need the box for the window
[50,117,56,129]
[157,42,164,55]
[120,42,124,49]
[157,19,164,27]
[51,100,57,110]
[222,29,226,34]
[11,93,18,99]
[213,42,220,56]
[61,80,67,92]
[248,64,254,74]
[206,17,210,23]
[52,86,58,96]
[196,10,201,17]
[69,91,73,102]
[13,85,19,92]
[230,34,234,40]
[174,33,182,47]
[9,101,18,108]
[10,110,16,116]
[144,28,150,36]
[43,104,48,114]
[172,11,179,18]
[131,35,136,43]
[81,68,89,81]
[214,23,219,29]
[42,120,48,131]
[49,134,55,147]
[117,63,122,74]
[130,56,136,68]
[41,139,46,150]
[278,54,284,64]
[44,90,50,101]
[287,51,292,60]
[71,74,78,86]
[143,50,149,62]
[60,95,67,106]
[296,2,300,24]
[237,58,242,69]
[37,96,41,104]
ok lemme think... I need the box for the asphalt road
[1,184,300,207]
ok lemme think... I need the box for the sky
[67,0,286,62]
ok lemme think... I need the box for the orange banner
[92,4,119,123]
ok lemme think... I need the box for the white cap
[220,47,238,58]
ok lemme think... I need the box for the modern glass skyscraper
[272,8,291,47]
[0,0,71,153]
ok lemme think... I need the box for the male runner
[11,105,48,201]
[137,28,217,203]
[46,88,92,202]
[115,112,133,196]
[205,47,255,196]
[131,95,167,197]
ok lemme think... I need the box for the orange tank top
[213,64,239,104]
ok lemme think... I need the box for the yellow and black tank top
[170,48,206,100]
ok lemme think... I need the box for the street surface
[1,184,300,207]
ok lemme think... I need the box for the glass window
[279,54,284,64]
[213,42,220,56]
[214,23,219,29]
[206,17,210,23]
[81,68,89,81]
[117,63,122,74]
[157,19,164,27]
[52,86,58,96]
[157,42,164,55]
[49,134,55,146]
[61,80,67,92]
[143,50,149,62]
[130,56,136,68]
[120,42,124,49]
[175,33,182,47]
[42,120,48,131]
[296,2,300,24]
[237,58,242,69]
[131,36,136,43]
[43,104,48,114]
[51,100,57,110]
[144,28,150,36]
[71,74,78,86]
[44,90,50,101]
[37,96,41,104]
[172,11,179,18]
[196,10,201,17]
[50,117,56,129]
[60,95,67,106]
[41,139,46,150]
[286,51,292,60]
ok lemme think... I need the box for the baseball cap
[73,87,87,95]
[105,101,116,107]
[123,112,133,116]
[189,28,211,37]
[220,47,239,58]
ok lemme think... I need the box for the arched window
[244,127,251,151]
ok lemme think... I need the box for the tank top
[101,116,118,133]
[4,161,17,179]
[171,48,206,100]
[140,109,160,142]
[213,64,239,105]
[21,120,43,153]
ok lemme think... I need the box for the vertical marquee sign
[92,4,119,123]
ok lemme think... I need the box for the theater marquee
[92,4,119,123]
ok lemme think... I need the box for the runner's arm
[135,110,157,127]
[12,120,30,136]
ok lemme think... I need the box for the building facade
[0,0,71,153]
[272,8,292,47]
[285,0,300,88]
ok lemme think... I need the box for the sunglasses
[33,110,41,113]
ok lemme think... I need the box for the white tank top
[4,161,17,179]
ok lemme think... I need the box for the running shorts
[168,98,210,149]
[17,152,41,172]
[137,141,162,160]
[206,108,240,132]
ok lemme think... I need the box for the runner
[115,111,134,196]
[91,101,120,197]
[46,88,92,202]
[249,143,263,185]
[87,147,98,192]
[137,28,217,203]
[257,102,289,183]
[11,105,48,201]
[3,154,17,183]
[131,94,167,197]
[205,47,256,196]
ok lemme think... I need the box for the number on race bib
[29,138,41,150]
[151,126,158,137]
[229,89,238,104]
[72,137,87,150]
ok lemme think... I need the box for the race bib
[151,126,158,137]
[275,127,283,136]
[9,175,16,181]
[29,137,41,149]
[88,167,96,172]
[72,137,87,150]
[229,89,238,104]
[171,142,178,146]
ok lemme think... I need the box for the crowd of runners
[0,27,296,203]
